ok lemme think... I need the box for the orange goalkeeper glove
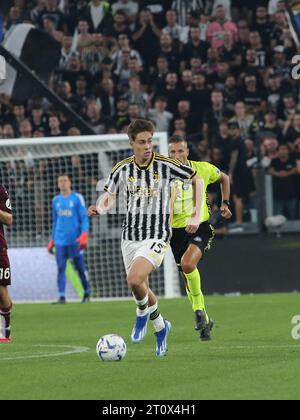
[47,239,55,254]
[76,232,88,250]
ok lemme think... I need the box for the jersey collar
[133,153,155,170]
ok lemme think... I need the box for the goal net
[0,134,180,302]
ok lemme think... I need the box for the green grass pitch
[1,293,300,400]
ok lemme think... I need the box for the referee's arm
[219,172,232,220]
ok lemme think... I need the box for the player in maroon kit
[0,185,13,343]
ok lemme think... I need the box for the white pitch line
[0,344,90,361]
[207,345,300,351]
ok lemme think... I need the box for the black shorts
[0,251,11,286]
[170,222,215,267]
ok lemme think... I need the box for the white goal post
[0,133,180,302]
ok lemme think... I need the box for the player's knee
[58,265,66,274]
[127,272,143,289]
[181,261,197,274]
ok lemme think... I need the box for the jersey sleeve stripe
[154,154,182,167]
[111,156,134,174]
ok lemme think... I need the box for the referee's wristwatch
[222,200,231,207]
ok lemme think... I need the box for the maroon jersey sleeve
[0,185,12,215]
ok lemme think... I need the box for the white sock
[134,294,149,317]
[149,303,165,332]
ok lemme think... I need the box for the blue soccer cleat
[155,320,172,357]
[131,313,150,343]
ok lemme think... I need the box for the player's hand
[47,239,55,254]
[220,205,232,220]
[76,232,88,250]
[88,205,99,217]
[186,217,200,234]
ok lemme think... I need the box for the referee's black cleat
[194,310,207,332]
[200,319,214,342]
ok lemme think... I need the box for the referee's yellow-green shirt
[172,160,221,228]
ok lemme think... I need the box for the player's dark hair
[168,135,188,145]
[58,174,71,181]
[127,119,155,141]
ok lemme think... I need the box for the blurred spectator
[48,115,64,137]
[38,0,66,31]
[161,72,183,115]
[127,75,149,117]
[261,136,280,161]
[149,55,170,92]
[105,10,132,39]
[6,6,23,30]
[227,121,250,228]
[59,36,75,69]
[203,90,232,142]
[162,9,186,44]
[112,0,139,24]
[190,73,211,114]
[81,0,113,33]
[42,16,64,43]
[171,0,204,27]
[256,109,283,143]
[148,96,173,132]
[268,144,298,219]
[207,5,238,49]
[84,101,109,134]
[156,33,180,72]
[240,74,267,113]
[74,20,94,52]
[132,8,161,70]
[1,123,16,139]
[31,0,46,25]
[284,112,300,151]
[180,27,210,71]
[251,5,273,47]
[230,101,255,140]
[95,77,116,118]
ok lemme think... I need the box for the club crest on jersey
[182,183,190,191]
[153,173,160,183]
[6,199,12,210]
[128,176,135,183]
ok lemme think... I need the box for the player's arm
[88,192,117,217]
[186,175,204,234]
[89,164,122,217]
[97,192,116,215]
[48,199,57,253]
[219,172,232,219]
[76,195,90,249]
[0,188,13,225]
[0,210,12,226]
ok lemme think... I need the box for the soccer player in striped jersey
[169,136,232,341]
[0,185,13,343]
[89,119,204,357]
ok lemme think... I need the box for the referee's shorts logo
[0,55,6,81]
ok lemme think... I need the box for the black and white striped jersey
[171,0,205,26]
[104,153,196,242]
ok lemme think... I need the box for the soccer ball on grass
[96,334,127,362]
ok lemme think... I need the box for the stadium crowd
[0,0,300,227]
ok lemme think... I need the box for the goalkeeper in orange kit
[48,175,90,304]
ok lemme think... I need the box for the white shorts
[121,240,169,273]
